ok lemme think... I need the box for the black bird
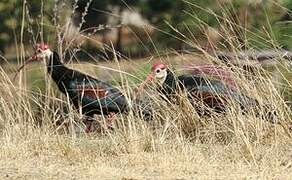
[139,63,266,115]
[16,44,128,132]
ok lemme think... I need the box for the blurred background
[1,0,292,63]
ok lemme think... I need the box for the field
[0,52,291,179]
[2,0,292,179]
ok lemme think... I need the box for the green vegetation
[1,0,292,59]
[0,0,54,54]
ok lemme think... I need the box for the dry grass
[1,134,291,179]
[1,1,292,179]
[0,53,292,179]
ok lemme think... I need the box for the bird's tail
[229,92,278,123]
[259,104,278,124]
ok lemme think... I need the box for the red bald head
[36,43,49,51]
[136,63,168,93]
[13,43,51,81]
[33,42,52,61]
[151,63,167,72]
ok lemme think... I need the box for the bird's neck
[47,51,66,80]
[161,70,177,95]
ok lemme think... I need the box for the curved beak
[13,54,38,81]
[134,73,154,95]
[145,73,154,82]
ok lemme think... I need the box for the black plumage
[158,69,257,113]
[45,51,128,131]
[15,44,155,132]
[49,52,127,114]
[142,63,277,121]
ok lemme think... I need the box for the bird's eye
[156,69,161,73]
[37,49,41,53]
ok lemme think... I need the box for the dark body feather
[47,52,128,118]
[158,70,257,112]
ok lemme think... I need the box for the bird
[15,43,128,132]
[181,64,237,90]
[139,63,264,115]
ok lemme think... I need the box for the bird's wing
[69,77,115,100]
[178,75,229,94]
[185,76,258,108]
[189,89,227,110]
[178,75,259,111]
[68,76,128,111]
[182,64,236,89]
[75,83,109,99]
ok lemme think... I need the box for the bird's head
[135,63,168,94]
[13,43,53,80]
[149,63,168,85]
[25,43,53,64]
[34,43,53,61]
